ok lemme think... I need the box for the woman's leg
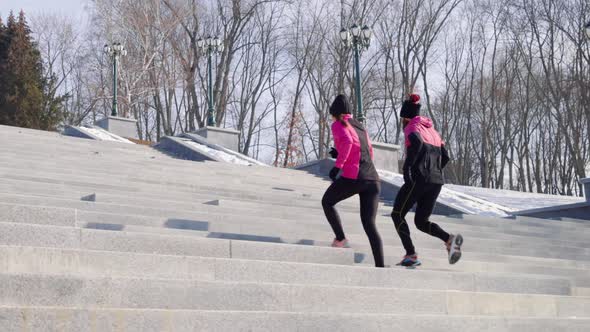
[359,181,385,267]
[390,182,421,256]
[414,184,450,243]
[322,178,359,241]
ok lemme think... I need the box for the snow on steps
[64,125,134,144]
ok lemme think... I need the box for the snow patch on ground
[378,169,586,217]
[78,126,134,144]
[183,140,266,167]
[378,170,511,217]
[445,184,584,212]
[211,144,268,167]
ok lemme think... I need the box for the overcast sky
[0,0,88,20]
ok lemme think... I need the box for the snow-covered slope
[159,138,581,218]
[180,133,268,167]
[378,170,585,217]
[183,140,265,166]
[378,170,511,217]
[76,126,134,144]
[445,184,584,212]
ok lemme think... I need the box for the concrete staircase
[0,124,589,332]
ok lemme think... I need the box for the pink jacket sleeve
[332,122,353,169]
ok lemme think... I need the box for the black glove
[329,167,341,181]
[403,169,413,184]
[329,147,338,159]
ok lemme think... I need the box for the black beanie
[329,94,352,116]
[400,94,421,119]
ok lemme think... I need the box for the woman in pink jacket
[322,94,384,268]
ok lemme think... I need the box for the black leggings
[322,178,384,267]
[391,182,450,256]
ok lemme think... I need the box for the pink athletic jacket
[403,116,443,148]
[403,116,449,185]
[332,114,378,180]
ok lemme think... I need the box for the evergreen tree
[0,11,65,130]
[0,14,12,125]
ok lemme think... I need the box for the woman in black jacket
[391,94,463,267]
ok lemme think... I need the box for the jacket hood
[404,115,442,148]
[411,116,432,128]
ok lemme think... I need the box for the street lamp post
[340,24,372,124]
[197,36,224,127]
[103,42,127,117]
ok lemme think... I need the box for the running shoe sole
[449,234,463,265]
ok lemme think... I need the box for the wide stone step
[3,205,589,286]
[64,218,590,282]
[0,176,360,213]
[0,193,327,226]
[2,150,588,226]
[2,152,588,224]
[1,274,589,317]
[4,176,586,244]
[0,158,326,192]
[2,307,589,332]
[428,214,590,237]
[0,222,353,265]
[82,223,590,282]
[0,245,573,295]
[3,198,590,269]
[2,165,586,235]
[74,212,590,268]
[445,214,590,231]
[3,156,588,226]
[0,306,590,332]
[1,186,587,247]
[74,206,590,249]
[0,151,303,182]
[0,170,329,208]
[0,149,299,176]
[0,166,326,196]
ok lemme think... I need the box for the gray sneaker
[446,234,463,264]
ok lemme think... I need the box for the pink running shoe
[331,238,349,248]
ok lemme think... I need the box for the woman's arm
[403,132,423,182]
[441,144,450,169]
[333,123,353,169]
[366,131,374,160]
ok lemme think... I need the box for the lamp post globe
[339,28,349,42]
[362,25,372,41]
[585,21,590,39]
[350,24,360,37]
